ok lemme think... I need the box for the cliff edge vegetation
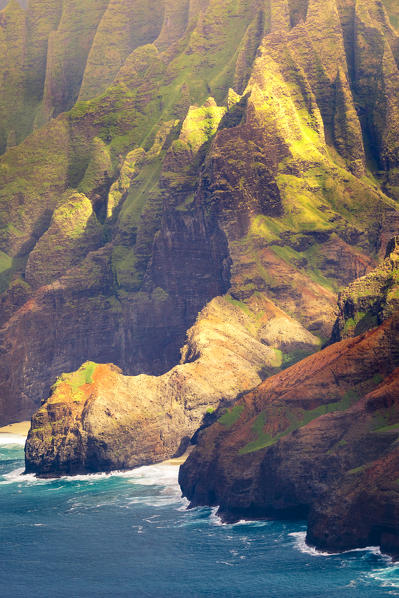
[179,244,399,558]
[2,0,399,428]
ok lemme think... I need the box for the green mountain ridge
[0,0,399,435]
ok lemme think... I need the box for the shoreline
[0,421,30,436]
[162,446,193,466]
[0,420,191,467]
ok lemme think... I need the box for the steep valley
[1,0,399,426]
[0,0,399,558]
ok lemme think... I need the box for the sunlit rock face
[179,307,399,558]
[179,247,399,557]
[1,0,399,433]
[25,296,285,476]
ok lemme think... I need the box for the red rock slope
[179,311,399,558]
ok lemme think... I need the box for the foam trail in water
[209,507,270,528]
[0,433,26,446]
[368,565,399,589]
[290,532,384,558]
[1,462,189,514]
[1,460,182,487]
[126,464,186,507]
[0,468,47,485]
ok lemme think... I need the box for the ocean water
[1,435,399,598]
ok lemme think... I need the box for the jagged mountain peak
[0,0,398,444]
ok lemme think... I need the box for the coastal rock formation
[2,0,399,425]
[179,253,399,556]
[25,295,319,475]
[0,0,397,571]
[179,311,399,557]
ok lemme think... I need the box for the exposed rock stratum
[2,0,399,426]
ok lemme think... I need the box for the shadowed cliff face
[0,198,231,424]
[1,0,399,426]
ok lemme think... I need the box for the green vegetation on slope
[2,0,399,425]
[239,390,360,455]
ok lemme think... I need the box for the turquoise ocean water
[1,433,399,597]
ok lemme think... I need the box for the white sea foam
[127,464,187,506]
[209,506,224,525]
[232,519,270,528]
[127,464,178,483]
[57,468,147,483]
[0,433,26,446]
[0,467,44,485]
[55,462,182,489]
[209,507,270,528]
[127,495,183,508]
[290,531,384,558]
[1,461,189,520]
[368,566,399,589]
[0,460,183,489]
[1,467,71,485]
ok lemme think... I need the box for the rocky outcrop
[25,295,316,476]
[0,192,230,424]
[2,0,399,428]
[179,310,399,558]
[24,192,103,287]
[332,236,399,341]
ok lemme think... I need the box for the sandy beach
[162,447,192,466]
[0,421,30,436]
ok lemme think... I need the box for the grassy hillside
[1,0,399,423]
